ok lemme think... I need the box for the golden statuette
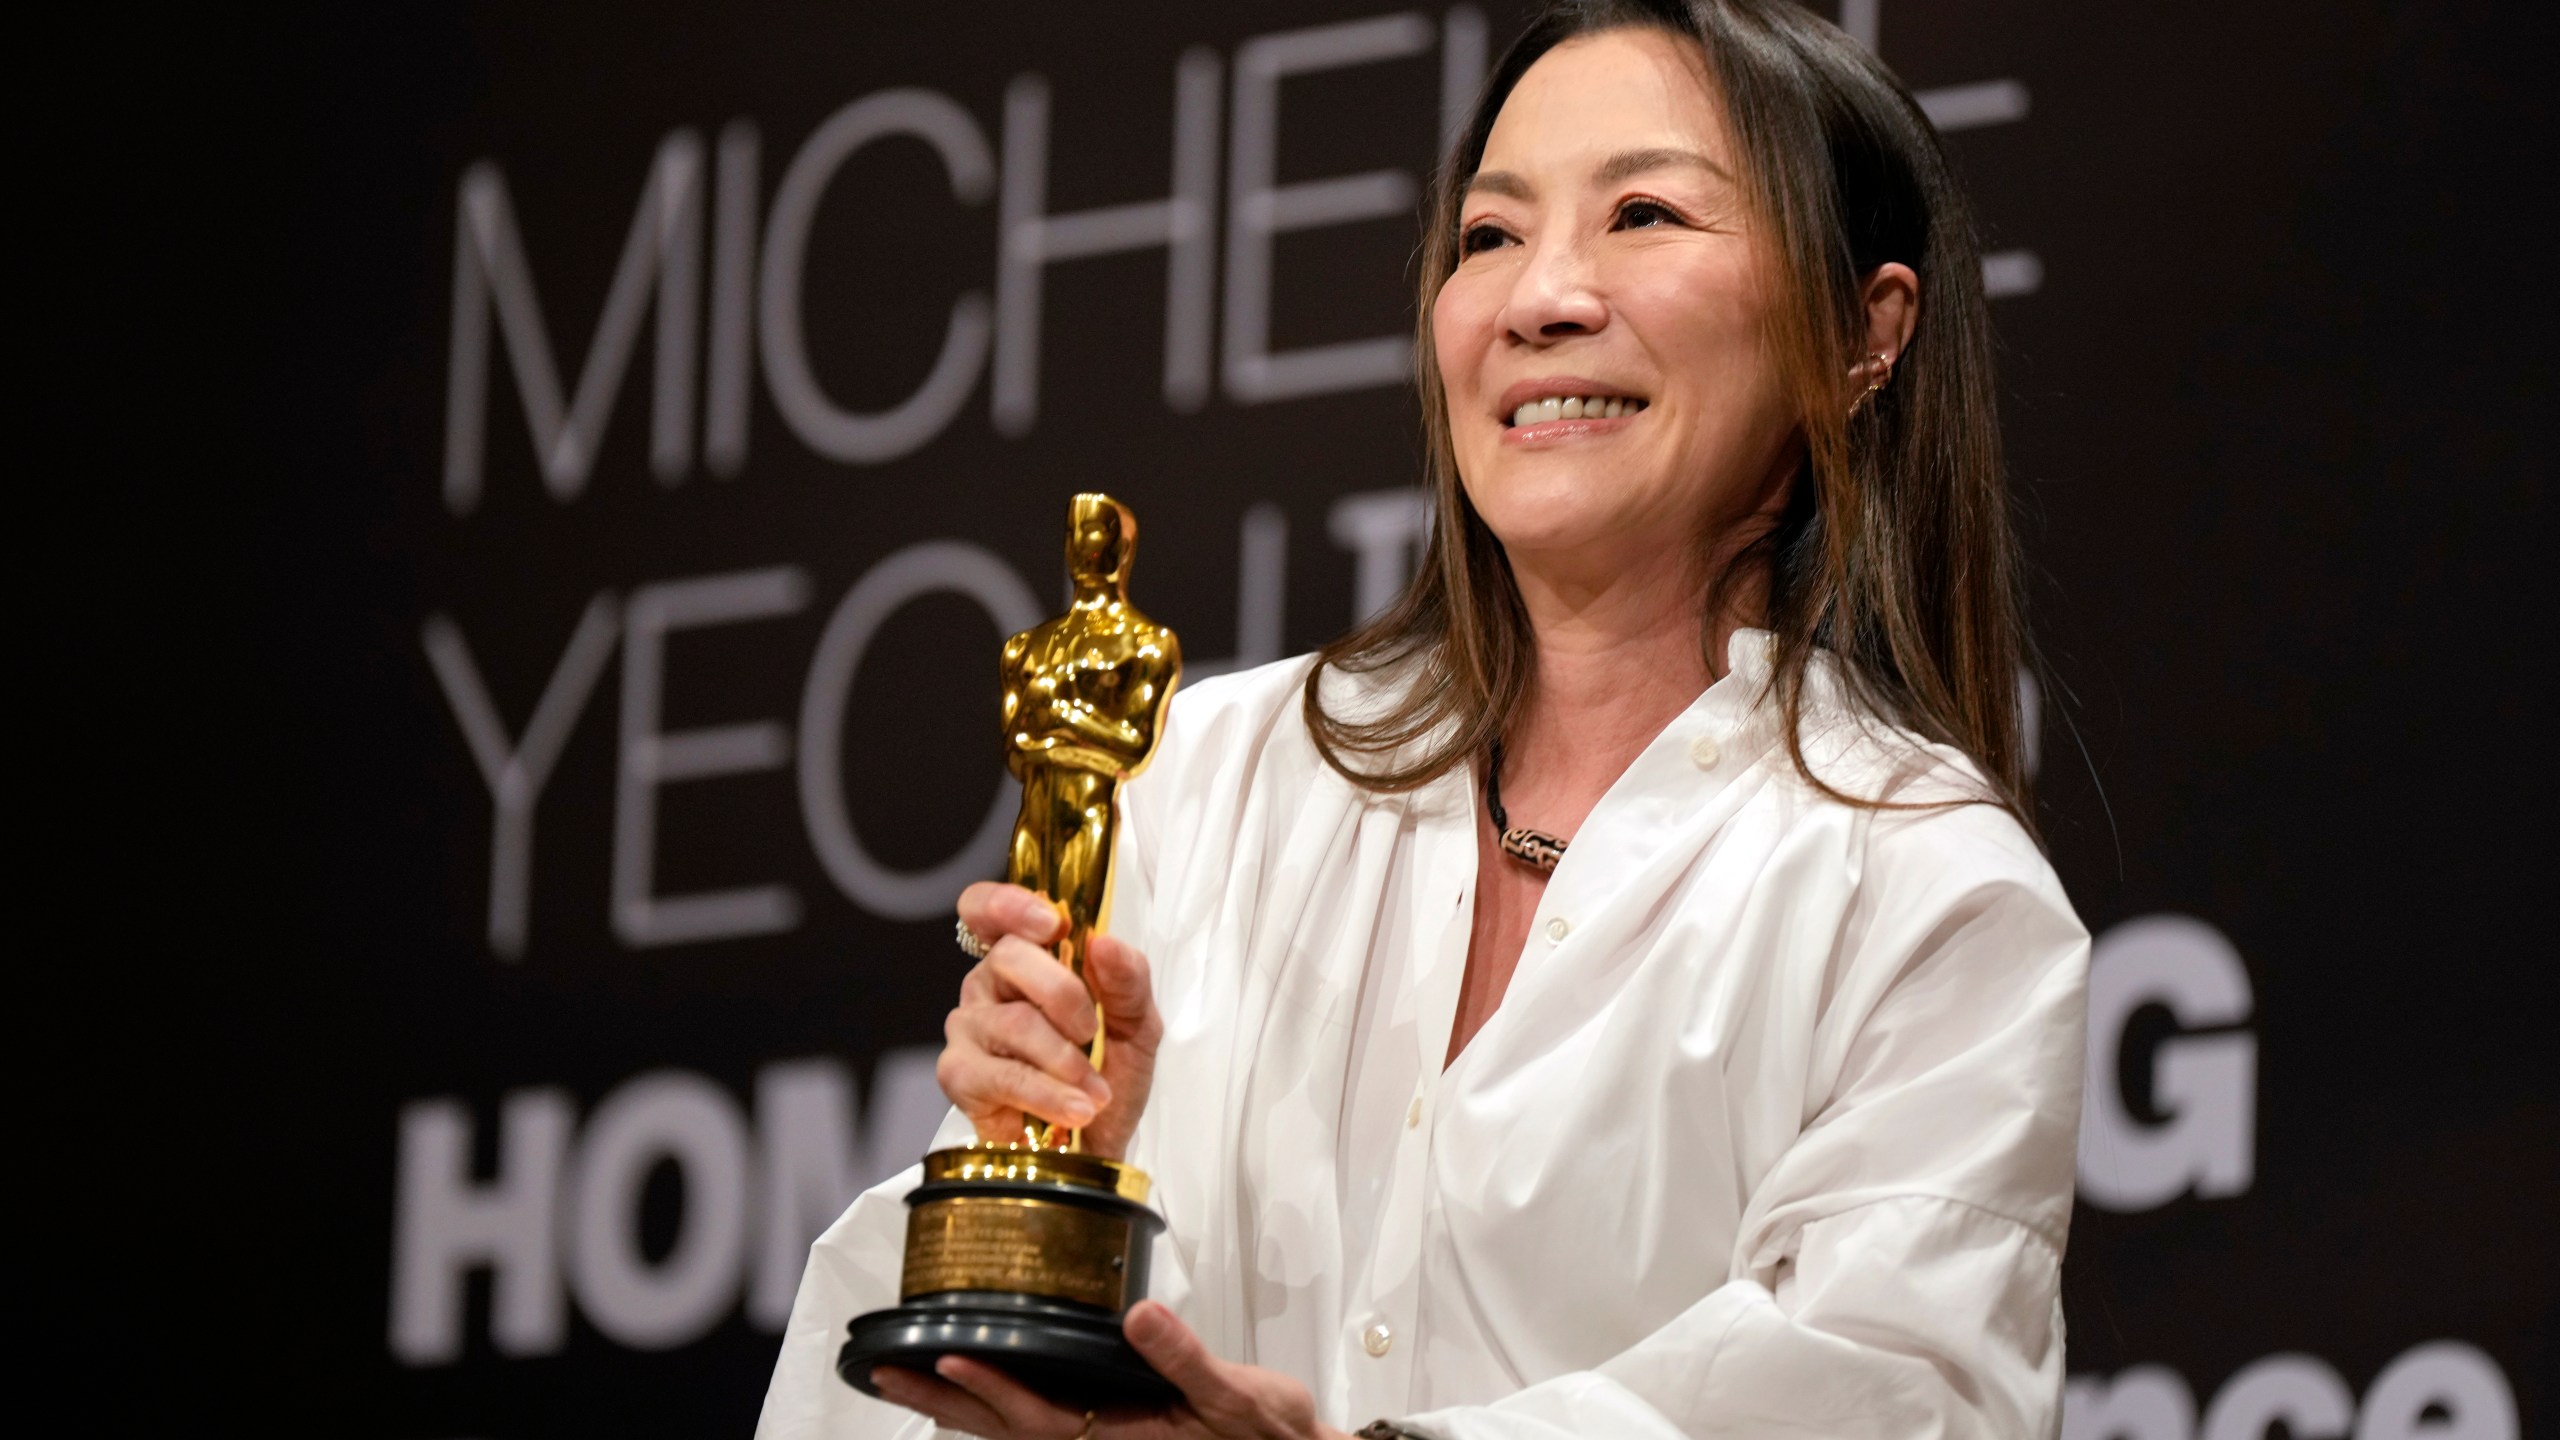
[999,493,1181,1148]
[839,494,1183,1407]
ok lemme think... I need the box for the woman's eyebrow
[1465,146,1731,204]
[1593,145,1731,185]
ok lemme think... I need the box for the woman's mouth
[1504,393,1648,431]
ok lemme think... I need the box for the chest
[1449,821,1548,1065]
[1197,807,1835,1392]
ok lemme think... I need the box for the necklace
[1485,739,1568,872]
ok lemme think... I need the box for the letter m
[443,130,704,516]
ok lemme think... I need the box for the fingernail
[1080,1071,1112,1100]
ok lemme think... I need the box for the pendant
[1499,825,1567,871]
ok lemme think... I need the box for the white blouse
[758,631,2089,1439]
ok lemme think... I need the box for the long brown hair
[1301,0,2033,825]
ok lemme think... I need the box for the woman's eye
[1459,222,1513,255]
[1614,199,1680,230]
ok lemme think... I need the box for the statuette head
[1067,493,1137,589]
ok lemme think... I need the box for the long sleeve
[752,1107,974,1440]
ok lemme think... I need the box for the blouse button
[1689,734,1723,769]
[1362,1321,1394,1356]
[1545,917,1570,942]
[1406,1095,1424,1128]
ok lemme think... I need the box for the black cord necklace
[1485,739,1568,872]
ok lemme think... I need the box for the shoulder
[1803,755,2086,1038]
[1125,654,1328,810]
[1151,649,1441,787]
[1860,788,2073,934]
[1755,698,2087,1186]
[1163,653,1319,751]
[1170,651,1317,716]
[1744,660,2077,951]
[1115,656,1398,946]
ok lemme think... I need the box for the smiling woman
[757,5,2086,1440]
[1312,1,2021,819]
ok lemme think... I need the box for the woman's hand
[943,881,1163,1159]
[869,1301,1355,1440]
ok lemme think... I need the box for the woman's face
[1433,29,1797,580]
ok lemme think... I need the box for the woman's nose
[1501,240,1608,343]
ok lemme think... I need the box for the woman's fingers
[956,887,1149,1053]
[877,1319,1327,1440]
[1121,1302,1328,1438]
[1085,934,1160,1044]
[932,1355,1092,1437]
[959,934,1090,1019]
[945,886,1165,1158]
[868,1365,1013,1438]
[936,1050,1100,1133]
[959,881,1064,948]
[940,1004,1110,1129]
[970,996,1110,1096]
[987,937,1103,1045]
[1123,1301,1248,1429]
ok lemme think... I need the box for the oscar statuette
[838,494,1183,1407]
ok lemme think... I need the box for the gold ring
[1072,1411,1098,1440]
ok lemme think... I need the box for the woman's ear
[1846,262,1921,400]
[1860,262,1920,362]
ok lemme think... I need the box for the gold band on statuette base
[920,1143,1153,1203]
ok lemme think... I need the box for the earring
[1849,351,1893,417]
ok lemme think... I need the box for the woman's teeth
[1509,395,1646,427]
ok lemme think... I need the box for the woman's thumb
[1086,934,1156,1031]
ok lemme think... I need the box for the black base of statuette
[839,1291,1181,1408]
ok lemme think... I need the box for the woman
[761,2,2086,1436]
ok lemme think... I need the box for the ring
[1073,1411,1098,1440]
[955,917,991,960]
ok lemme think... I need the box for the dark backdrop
[38,1,2552,1435]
